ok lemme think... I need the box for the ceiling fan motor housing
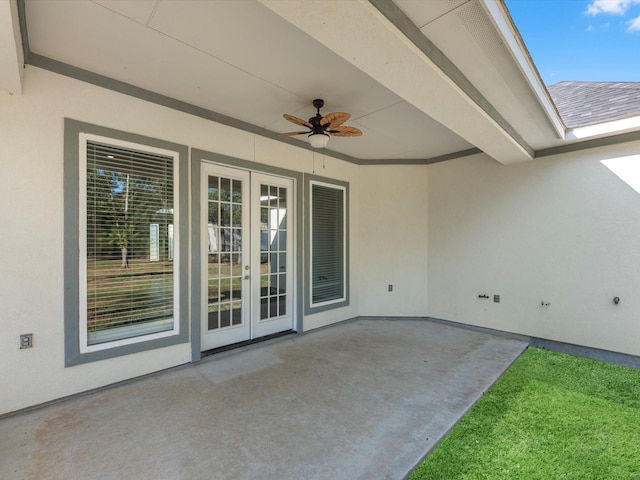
[310,99,326,133]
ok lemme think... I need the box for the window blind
[311,184,344,304]
[85,141,175,345]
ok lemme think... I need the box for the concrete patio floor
[1,318,527,480]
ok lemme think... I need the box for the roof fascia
[537,129,640,158]
[480,0,565,139]
[566,115,640,141]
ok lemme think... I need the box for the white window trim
[309,180,347,309]
[78,133,181,353]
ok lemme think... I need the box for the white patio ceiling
[5,0,570,164]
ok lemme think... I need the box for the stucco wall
[356,165,429,316]
[6,65,639,415]
[0,67,349,413]
[428,148,640,357]
[0,67,434,414]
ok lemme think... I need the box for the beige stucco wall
[0,67,433,414]
[356,165,429,316]
[428,148,640,357]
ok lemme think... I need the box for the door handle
[244,275,250,280]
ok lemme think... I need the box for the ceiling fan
[279,99,362,148]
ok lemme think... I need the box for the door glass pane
[231,301,242,326]
[220,177,231,201]
[232,205,241,227]
[221,205,231,227]
[220,306,231,328]
[219,282,231,302]
[207,174,243,331]
[270,230,278,251]
[231,253,242,275]
[208,204,218,224]
[278,231,287,251]
[220,228,231,251]
[232,280,242,300]
[208,303,220,330]
[232,180,241,202]
[208,176,219,201]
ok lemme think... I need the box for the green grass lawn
[409,347,640,480]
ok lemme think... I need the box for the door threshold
[201,330,295,358]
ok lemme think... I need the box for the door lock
[244,265,250,270]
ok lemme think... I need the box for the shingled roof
[547,82,640,129]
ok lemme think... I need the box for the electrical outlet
[388,284,393,292]
[494,295,500,303]
[20,333,33,349]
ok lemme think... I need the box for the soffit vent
[455,0,505,64]
[449,0,558,147]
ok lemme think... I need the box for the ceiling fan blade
[328,125,362,137]
[283,114,312,128]
[278,131,310,136]
[320,112,350,128]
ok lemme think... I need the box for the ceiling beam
[0,0,24,94]
[258,0,534,165]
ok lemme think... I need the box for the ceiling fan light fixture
[308,132,329,149]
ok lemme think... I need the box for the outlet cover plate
[20,333,33,349]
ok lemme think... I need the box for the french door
[201,163,294,351]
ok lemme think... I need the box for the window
[306,177,349,312]
[64,120,188,365]
[81,138,178,348]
